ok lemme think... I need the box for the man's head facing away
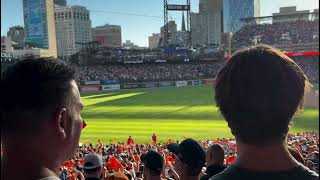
[215,45,311,146]
[1,58,84,162]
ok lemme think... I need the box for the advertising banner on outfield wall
[102,84,120,91]
[159,82,175,87]
[193,80,201,85]
[121,83,142,89]
[80,85,101,92]
[144,82,159,88]
[84,81,101,85]
[100,80,119,85]
[176,81,188,87]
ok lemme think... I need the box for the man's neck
[1,143,60,180]
[233,139,300,171]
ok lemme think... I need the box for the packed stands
[59,132,319,179]
[78,62,224,83]
[231,18,319,51]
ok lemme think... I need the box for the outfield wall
[79,79,213,92]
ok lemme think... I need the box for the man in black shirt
[210,45,318,180]
[201,144,226,180]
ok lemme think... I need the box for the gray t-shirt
[209,164,319,180]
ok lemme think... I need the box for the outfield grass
[80,85,319,144]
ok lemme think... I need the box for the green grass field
[80,85,319,144]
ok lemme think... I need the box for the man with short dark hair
[167,138,206,180]
[201,144,226,180]
[210,45,318,179]
[141,150,165,180]
[1,58,85,180]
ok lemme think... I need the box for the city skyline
[1,0,319,47]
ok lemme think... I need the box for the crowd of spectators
[57,132,319,180]
[293,56,319,82]
[77,56,319,84]
[78,62,225,83]
[232,19,319,49]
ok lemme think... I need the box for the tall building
[1,36,13,53]
[191,0,223,46]
[148,33,161,49]
[23,0,57,57]
[272,6,310,23]
[92,24,122,48]
[160,21,177,46]
[160,21,177,39]
[55,5,92,59]
[54,0,66,6]
[223,0,260,33]
[7,26,25,44]
[181,12,186,32]
[199,0,223,14]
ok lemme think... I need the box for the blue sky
[1,0,319,47]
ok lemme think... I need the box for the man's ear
[54,108,68,139]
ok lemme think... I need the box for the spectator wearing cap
[211,45,318,180]
[167,138,206,180]
[1,58,85,180]
[83,153,105,180]
[201,144,226,180]
[141,150,165,180]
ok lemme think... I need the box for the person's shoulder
[208,165,237,180]
[295,164,319,179]
[209,164,319,180]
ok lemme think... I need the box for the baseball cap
[140,150,163,173]
[106,172,129,180]
[167,138,206,168]
[83,153,103,170]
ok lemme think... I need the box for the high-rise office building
[1,36,13,53]
[92,24,122,48]
[148,33,161,49]
[160,21,177,39]
[55,5,92,59]
[23,0,57,57]
[191,0,223,46]
[199,0,223,14]
[223,0,260,33]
